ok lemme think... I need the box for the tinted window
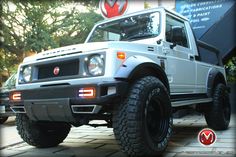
[166,15,189,48]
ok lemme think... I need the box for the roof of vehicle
[164,7,189,21]
[96,7,188,25]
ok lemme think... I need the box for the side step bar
[71,105,102,114]
[171,98,213,107]
[10,106,26,113]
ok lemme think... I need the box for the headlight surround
[87,54,105,76]
[22,66,32,82]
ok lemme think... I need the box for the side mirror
[170,26,184,49]
[172,26,184,42]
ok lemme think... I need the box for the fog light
[107,86,116,95]
[78,88,96,98]
[10,92,21,101]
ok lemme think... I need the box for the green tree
[225,57,236,82]
[1,0,102,77]
[0,49,18,76]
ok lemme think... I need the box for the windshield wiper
[126,33,155,40]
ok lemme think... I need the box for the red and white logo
[100,0,129,18]
[53,66,60,76]
[198,128,217,146]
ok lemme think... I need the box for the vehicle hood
[23,42,109,63]
[23,41,156,63]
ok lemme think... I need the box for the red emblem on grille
[100,0,128,18]
[198,128,216,146]
[53,66,60,75]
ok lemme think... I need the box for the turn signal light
[79,87,96,99]
[10,92,21,101]
[117,52,126,60]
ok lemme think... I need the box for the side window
[166,15,189,48]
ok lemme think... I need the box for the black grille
[38,60,79,79]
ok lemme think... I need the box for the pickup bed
[10,7,230,156]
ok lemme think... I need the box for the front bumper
[10,81,128,122]
[0,104,15,117]
[0,93,15,117]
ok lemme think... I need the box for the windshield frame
[85,8,164,43]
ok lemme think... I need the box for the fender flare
[114,55,169,92]
[207,68,226,97]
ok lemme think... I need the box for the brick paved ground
[0,114,235,157]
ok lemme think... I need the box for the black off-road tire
[16,114,71,148]
[0,116,8,124]
[205,83,231,130]
[113,76,172,157]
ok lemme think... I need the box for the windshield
[87,12,160,42]
[2,73,16,89]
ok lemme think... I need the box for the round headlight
[22,66,32,82]
[87,55,104,76]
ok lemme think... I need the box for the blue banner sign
[176,0,235,39]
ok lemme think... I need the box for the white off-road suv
[10,7,230,156]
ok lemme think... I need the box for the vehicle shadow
[170,124,206,147]
[2,117,16,126]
